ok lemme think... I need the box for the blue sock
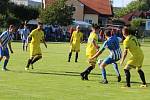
[3,60,8,69]
[112,63,120,76]
[101,68,106,79]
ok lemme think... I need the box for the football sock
[112,63,120,76]
[138,69,146,85]
[23,45,25,51]
[82,66,93,75]
[124,69,131,87]
[26,46,28,51]
[75,52,78,62]
[3,59,8,69]
[31,56,42,64]
[26,59,32,68]
[68,52,72,62]
[102,68,107,79]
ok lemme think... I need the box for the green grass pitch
[0,42,150,100]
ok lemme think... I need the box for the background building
[44,0,113,25]
[10,0,41,8]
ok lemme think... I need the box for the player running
[90,30,122,84]
[25,22,47,70]
[120,27,147,87]
[80,24,99,80]
[0,25,15,71]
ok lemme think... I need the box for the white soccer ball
[97,59,103,66]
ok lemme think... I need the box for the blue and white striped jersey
[0,31,12,48]
[100,36,122,61]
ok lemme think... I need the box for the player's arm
[80,33,83,43]
[90,42,106,60]
[42,37,47,48]
[120,49,128,66]
[8,41,13,53]
[93,40,99,50]
[70,33,73,45]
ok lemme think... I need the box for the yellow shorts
[124,55,144,70]
[70,44,80,52]
[30,44,42,58]
[87,54,97,66]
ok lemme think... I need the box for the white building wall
[84,14,99,24]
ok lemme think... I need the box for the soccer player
[0,25,15,71]
[80,24,99,80]
[25,22,47,70]
[90,30,122,84]
[120,27,147,87]
[68,25,83,62]
[21,24,30,51]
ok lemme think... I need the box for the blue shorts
[0,47,9,57]
[103,57,118,65]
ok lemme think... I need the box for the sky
[113,0,135,7]
[32,0,134,7]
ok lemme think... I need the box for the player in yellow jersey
[120,27,147,87]
[80,24,99,80]
[25,22,47,70]
[68,25,83,62]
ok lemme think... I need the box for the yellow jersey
[123,35,143,57]
[29,28,44,46]
[70,31,83,52]
[71,31,83,45]
[86,32,98,58]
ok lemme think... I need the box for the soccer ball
[97,59,103,66]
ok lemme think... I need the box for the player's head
[9,25,16,34]
[122,27,128,37]
[122,27,133,38]
[37,22,43,30]
[91,24,99,33]
[76,25,80,32]
[104,30,111,39]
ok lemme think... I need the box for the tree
[131,18,143,29]
[0,0,9,14]
[40,0,74,26]
[8,3,39,22]
[114,0,149,18]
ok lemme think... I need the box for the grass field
[0,42,150,100]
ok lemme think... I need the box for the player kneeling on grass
[80,24,99,80]
[89,30,122,84]
[120,27,147,88]
[0,25,15,71]
[25,22,47,70]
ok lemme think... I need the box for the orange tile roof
[79,0,112,15]
[45,0,112,15]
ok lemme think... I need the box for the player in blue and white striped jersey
[0,25,15,71]
[90,30,122,84]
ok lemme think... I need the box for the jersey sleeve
[123,39,130,49]
[28,30,35,38]
[117,37,122,42]
[99,41,107,52]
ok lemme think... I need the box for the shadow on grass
[27,70,116,77]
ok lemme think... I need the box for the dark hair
[104,30,111,37]
[92,24,99,30]
[38,22,43,25]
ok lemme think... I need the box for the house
[43,0,113,25]
[120,10,145,25]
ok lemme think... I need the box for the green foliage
[8,3,39,22]
[114,0,149,17]
[40,0,74,26]
[0,0,9,14]
[131,18,143,29]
